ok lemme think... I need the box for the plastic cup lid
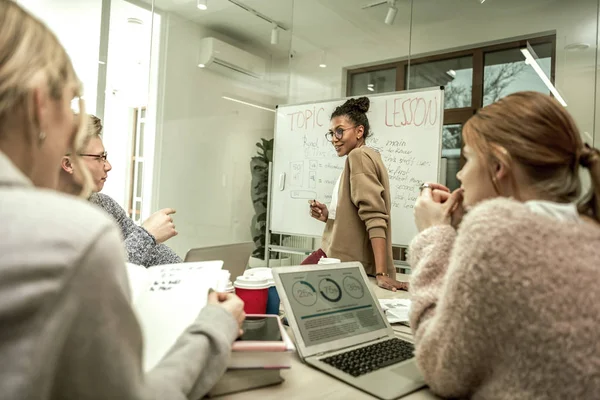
[245,267,272,277]
[233,275,270,289]
[244,267,274,286]
[318,257,341,264]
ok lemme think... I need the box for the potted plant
[249,138,290,268]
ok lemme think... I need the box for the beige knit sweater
[408,198,600,399]
[321,146,395,278]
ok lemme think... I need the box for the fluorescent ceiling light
[222,96,275,113]
[197,0,208,10]
[385,0,398,25]
[197,63,206,68]
[367,87,375,92]
[520,45,567,107]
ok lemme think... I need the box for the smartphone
[233,315,286,351]
[237,315,283,341]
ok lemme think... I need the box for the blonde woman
[59,114,182,267]
[409,92,600,398]
[0,1,244,399]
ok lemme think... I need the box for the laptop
[184,242,253,280]
[272,262,425,400]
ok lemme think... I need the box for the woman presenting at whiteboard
[307,97,408,291]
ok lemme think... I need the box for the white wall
[154,13,284,257]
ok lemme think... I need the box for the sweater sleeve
[408,216,503,398]
[92,194,167,267]
[60,225,238,400]
[144,243,183,267]
[348,149,389,239]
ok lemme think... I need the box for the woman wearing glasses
[60,114,182,267]
[0,1,244,398]
[307,97,407,291]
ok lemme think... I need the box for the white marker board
[270,87,444,247]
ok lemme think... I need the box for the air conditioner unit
[198,37,266,79]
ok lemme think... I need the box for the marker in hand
[308,199,328,222]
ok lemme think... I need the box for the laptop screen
[278,266,387,347]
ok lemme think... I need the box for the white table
[219,275,439,399]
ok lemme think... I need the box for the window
[407,56,474,109]
[483,43,553,106]
[349,68,396,96]
[127,106,146,223]
[347,35,556,192]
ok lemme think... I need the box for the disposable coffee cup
[224,280,234,293]
[244,268,280,315]
[318,257,341,264]
[233,276,270,314]
[214,270,231,292]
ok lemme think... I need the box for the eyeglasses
[325,125,357,142]
[79,151,108,163]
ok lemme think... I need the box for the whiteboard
[270,87,444,247]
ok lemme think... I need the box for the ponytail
[577,144,600,222]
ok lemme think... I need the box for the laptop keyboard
[320,338,415,377]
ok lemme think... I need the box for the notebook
[272,262,425,400]
[184,242,253,280]
[125,261,223,371]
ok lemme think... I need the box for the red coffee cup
[234,276,269,314]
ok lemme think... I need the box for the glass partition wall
[21,0,600,263]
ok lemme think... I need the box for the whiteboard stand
[265,162,273,267]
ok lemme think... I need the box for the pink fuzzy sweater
[408,198,600,399]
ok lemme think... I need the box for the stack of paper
[379,298,411,324]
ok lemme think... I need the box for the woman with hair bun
[307,97,408,292]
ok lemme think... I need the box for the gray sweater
[0,151,238,400]
[89,192,182,267]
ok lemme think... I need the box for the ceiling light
[271,24,279,45]
[198,63,206,68]
[222,96,275,113]
[521,45,567,106]
[446,69,456,77]
[319,51,327,68]
[197,0,208,10]
[385,0,398,25]
[367,87,375,92]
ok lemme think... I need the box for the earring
[38,131,46,145]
